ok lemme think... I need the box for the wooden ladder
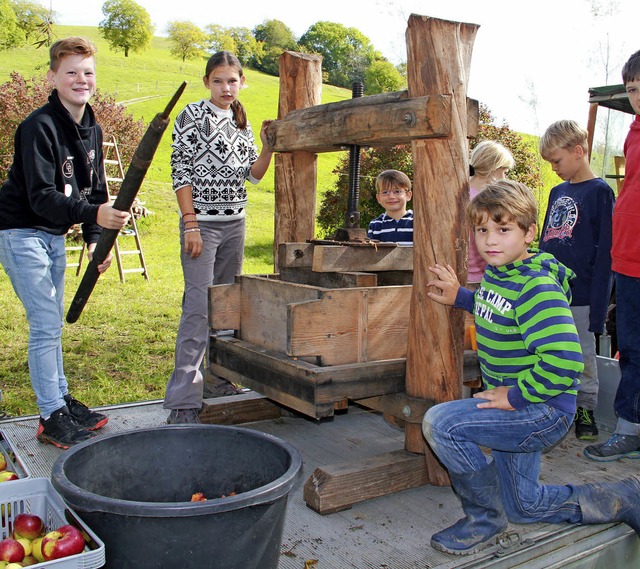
[67,136,149,282]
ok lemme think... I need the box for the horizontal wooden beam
[267,94,451,153]
[199,391,282,425]
[312,244,413,272]
[303,449,430,514]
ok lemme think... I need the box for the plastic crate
[0,477,105,568]
[0,429,31,479]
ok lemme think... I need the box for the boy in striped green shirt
[421,179,640,555]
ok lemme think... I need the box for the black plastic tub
[51,425,302,568]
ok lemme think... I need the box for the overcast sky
[40,0,638,136]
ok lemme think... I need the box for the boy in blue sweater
[367,170,413,243]
[539,120,614,440]
[422,179,640,555]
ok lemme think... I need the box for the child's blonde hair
[375,170,412,194]
[204,51,248,129]
[467,179,537,232]
[539,120,588,160]
[49,37,96,71]
[622,49,640,84]
[469,140,514,178]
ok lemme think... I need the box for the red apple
[0,472,18,482]
[0,538,25,562]
[13,513,44,540]
[0,452,7,471]
[41,525,85,560]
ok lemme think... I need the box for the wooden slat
[288,288,368,365]
[199,391,282,424]
[238,275,321,352]
[267,94,452,153]
[279,266,378,288]
[303,450,430,514]
[312,245,413,272]
[208,283,241,331]
[210,335,406,419]
[277,242,314,269]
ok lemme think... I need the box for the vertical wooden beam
[274,51,323,270]
[405,15,479,485]
[586,102,598,161]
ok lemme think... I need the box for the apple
[5,563,23,569]
[13,513,44,540]
[16,538,31,557]
[0,452,7,471]
[0,472,17,483]
[0,538,24,562]
[0,472,18,482]
[41,524,85,560]
[30,538,44,563]
[20,556,38,566]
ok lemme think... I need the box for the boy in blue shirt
[367,170,413,243]
[422,179,639,555]
[539,120,615,440]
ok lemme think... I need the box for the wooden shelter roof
[588,84,633,115]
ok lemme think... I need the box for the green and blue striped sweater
[455,250,584,413]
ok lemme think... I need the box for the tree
[364,60,405,95]
[228,27,258,66]
[316,103,542,238]
[10,0,50,43]
[253,19,297,50]
[167,20,205,62]
[203,25,259,67]
[0,0,24,49]
[299,21,377,88]
[204,24,235,54]
[252,19,297,75]
[99,0,154,58]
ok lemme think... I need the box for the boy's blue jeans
[0,228,69,418]
[614,272,640,433]
[423,398,583,524]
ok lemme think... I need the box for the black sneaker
[575,407,598,441]
[584,434,640,461]
[64,394,108,430]
[36,407,96,449]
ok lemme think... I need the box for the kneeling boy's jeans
[0,229,69,418]
[423,397,583,524]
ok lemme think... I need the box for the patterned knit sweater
[171,100,259,221]
[455,250,584,413]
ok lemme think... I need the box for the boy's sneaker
[167,408,201,424]
[584,434,640,461]
[574,407,598,440]
[64,394,108,430]
[36,407,97,449]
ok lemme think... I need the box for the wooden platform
[0,396,638,568]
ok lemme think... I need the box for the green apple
[0,472,18,482]
[30,538,44,563]
[16,538,31,557]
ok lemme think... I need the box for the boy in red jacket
[585,49,640,461]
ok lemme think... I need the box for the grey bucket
[51,424,302,568]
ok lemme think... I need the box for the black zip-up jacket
[0,89,106,243]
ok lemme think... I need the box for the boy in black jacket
[0,37,130,448]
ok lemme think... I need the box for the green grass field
[0,26,350,417]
